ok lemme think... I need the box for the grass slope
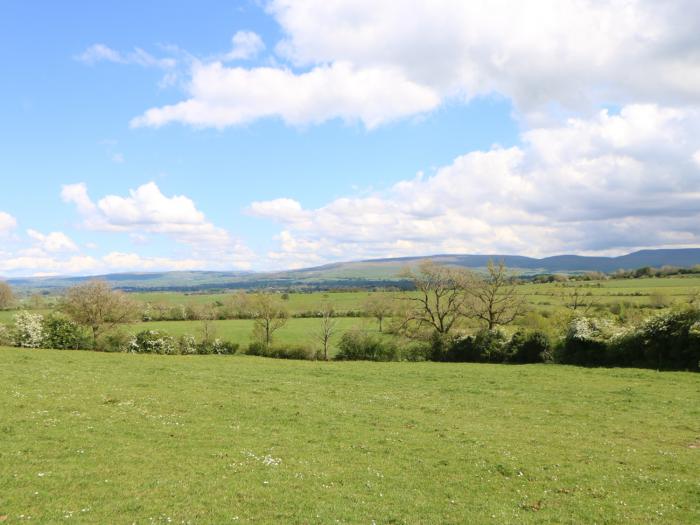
[1,348,698,523]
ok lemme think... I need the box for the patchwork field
[1,347,698,523]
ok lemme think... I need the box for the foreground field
[1,348,698,523]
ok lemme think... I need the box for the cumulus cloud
[60,182,255,270]
[0,211,17,235]
[249,104,700,265]
[61,181,226,242]
[130,0,700,129]
[225,31,266,61]
[27,230,79,253]
[131,61,439,129]
[0,252,215,277]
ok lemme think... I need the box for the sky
[1,0,700,277]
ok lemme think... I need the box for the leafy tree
[250,293,288,347]
[59,280,138,347]
[0,281,15,310]
[364,294,393,332]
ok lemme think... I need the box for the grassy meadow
[1,346,698,523]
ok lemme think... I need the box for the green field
[130,276,700,313]
[132,317,375,353]
[1,347,698,523]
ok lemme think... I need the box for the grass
[130,276,700,313]
[1,347,698,523]
[131,317,375,353]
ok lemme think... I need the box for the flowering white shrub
[566,316,620,342]
[130,330,177,354]
[179,334,198,355]
[0,323,11,345]
[13,311,45,348]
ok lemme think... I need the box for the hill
[5,248,700,292]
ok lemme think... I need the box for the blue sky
[1,1,700,276]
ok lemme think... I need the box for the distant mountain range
[5,248,700,293]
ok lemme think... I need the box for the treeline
[530,264,700,283]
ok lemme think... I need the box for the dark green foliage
[507,330,551,363]
[556,309,700,370]
[100,331,132,353]
[42,314,89,350]
[335,330,400,361]
[246,341,316,360]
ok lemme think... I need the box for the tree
[59,280,139,347]
[563,287,596,313]
[250,293,288,347]
[400,260,472,335]
[467,259,525,330]
[314,302,338,360]
[197,305,218,346]
[364,294,393,332]
[0,281,15,310]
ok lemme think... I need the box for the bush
[0,323,11,345]
[246,341,315,360]
[335,330,400,361]
[555,317,616,366]
[42,314,88,350]
[473,329,509,363]
[554,310,700,370]
[178,334,198,355]
[200,338,238,355]
[100,331,132,353]
[129,330,177,355]
[506,330,551,363]
[609,309,700,370]
[12,311,44,348]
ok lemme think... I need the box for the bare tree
[364,294,393,332]
[0,281,15,310]
[400,260,472,335]
[563,287,597,313]
[314,302,338,360]
[467,259,525,330]
[59,280,139,346]
[198,304,218,345]
[250,293,288,347]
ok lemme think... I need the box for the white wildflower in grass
[13,311,45,348]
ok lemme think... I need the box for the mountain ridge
[5,248,700,292]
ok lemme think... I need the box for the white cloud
[131,61,439,129]
[0,212,17,235]
[249,103,700,265]
[225,31,266,61]
[76,44,176,69]
[27,230,79,253]
[130,0,700,129]
[61,181,255,270]
[0,252,215,277]
[693,150,700,168]
[61,183,97,215]
[111,152,125,164]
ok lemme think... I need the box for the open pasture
[131,276,700,314]
[1,347,698,523]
